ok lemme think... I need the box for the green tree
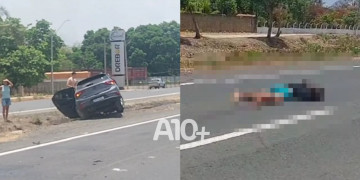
[343,11,358,26]
[0,17,26,57]
[182,0,203,38]
[26,19,64,71]
[216,0,237,15]
[57,47,75,71]
[81,28,111,69]
[0,46,49,87]
[126,21,180,76]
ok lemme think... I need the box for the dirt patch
[126,95,180,110]
[180,33,360,70]
[0,95,180,142]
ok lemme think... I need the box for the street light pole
[51,19,70,95]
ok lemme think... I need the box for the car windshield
[77,74,109,89]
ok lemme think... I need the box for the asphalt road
[0,111,180,180]
[181,60,360,179]
[9,87,179,113]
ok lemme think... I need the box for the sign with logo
[111,41,125,75]
[110,28,125,42]
[110,27,126,89]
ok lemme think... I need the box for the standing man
[1,79,13,122]
[67,71,78,88]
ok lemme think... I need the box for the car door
[52,87,79,118]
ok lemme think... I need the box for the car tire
[77,110,90,120]
[163,84,166,88]
[115,99,124,113]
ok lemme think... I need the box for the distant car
[149,78,166,89]
[52,74,124,119]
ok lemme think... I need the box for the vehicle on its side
[148,78,166,89]
[52,74,124,119]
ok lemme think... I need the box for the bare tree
[273,4,288,37]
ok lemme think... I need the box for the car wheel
[163,84,166,88]
[77,110,90,120]
[115,98,124,113]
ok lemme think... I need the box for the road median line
[180,106,335,150]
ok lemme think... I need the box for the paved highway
[181,61,360,179]
[0,109,180,180]
[9,87,179,114]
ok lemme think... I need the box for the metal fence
[11,76,180,96]
[257,21,360,35]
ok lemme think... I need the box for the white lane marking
[125,92,179,101]
[180,107,334,150]
[112,168,128,172]
[148,156,156,159]
[353,66,360,68]
[180,82,194,86]
[279,70,321,75]
[8,93,180,115]
[9,107,57,115]
[0,114,180,157]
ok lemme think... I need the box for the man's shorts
[2,98,11,106]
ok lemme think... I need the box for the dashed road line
[180,106,335,150]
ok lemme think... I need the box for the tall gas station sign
[110,27,126,89]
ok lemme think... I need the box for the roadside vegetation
[181,34,360,69]
[181,0,360,39]
[180,0,360,70]
[0,6,180,89]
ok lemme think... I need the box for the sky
[324,0,338,6]
[1,0,180,46]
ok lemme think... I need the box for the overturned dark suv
[52,74,124,119]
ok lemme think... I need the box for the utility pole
[51,19,70,95]
[104,38,106,74]
[125,39,129,89]
[51,35,54,95]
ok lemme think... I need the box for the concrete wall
[181,13,257,33]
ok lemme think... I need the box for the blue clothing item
[1,85,11,99]
[270,83,293,101]
[2,98,11,106]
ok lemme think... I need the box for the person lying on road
[234,79,324,109]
